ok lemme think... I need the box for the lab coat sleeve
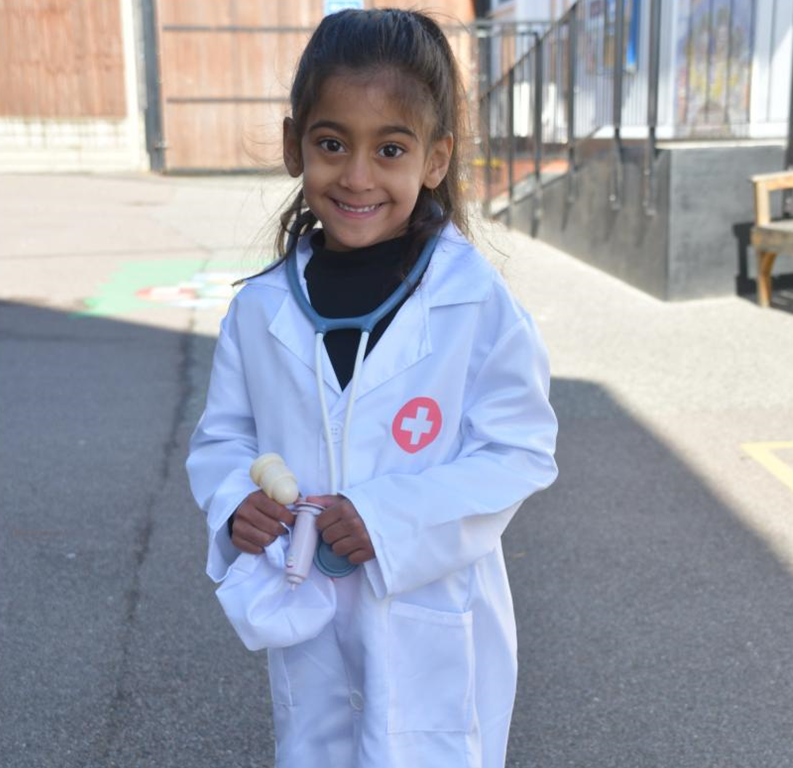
[343,315,558,598]
[185,301,260,582]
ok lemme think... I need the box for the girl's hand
[230,491,296,554]
[306,495,376,565]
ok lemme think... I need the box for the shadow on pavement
[508,378,793,767]
[2,300,793,768]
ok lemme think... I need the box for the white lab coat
[186,224,558,768]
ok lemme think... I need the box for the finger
[319,517,352,545]
[251,514,289,539]
[233,526,275,552]
[277,507,297,527]
[234,539,266,555]
[348,548,375,565]
[242,499,295,529]
[323,527,356,550]
[316,506,344,532]
[233,518,281,549]
[248,493,296,526]
[330,535,359,558]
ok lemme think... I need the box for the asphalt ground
[2,173,793,768]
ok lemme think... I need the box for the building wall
[499,138,791,300]
[666,143,792,299]
[0,0,146,173]
[0,0,126,118]
[750,0,793,132]
[489,0,572,22]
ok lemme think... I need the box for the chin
[327,231,383,251]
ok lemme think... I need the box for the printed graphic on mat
[136,271,243,308]
[80,261,245,316]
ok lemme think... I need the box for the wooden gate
[149,0,476,172]
[152,0,319,171]
[0,0,126,119]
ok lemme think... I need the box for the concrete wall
[499,138,792,300]
[667,143,788,299]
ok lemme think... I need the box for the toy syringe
[249,453,321,590]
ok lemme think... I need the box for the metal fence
[479,0,792,216]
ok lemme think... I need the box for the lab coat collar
[249,223,493,405]
[422,224,494,308]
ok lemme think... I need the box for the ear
[422,133,454,190]
[283,117,303,177]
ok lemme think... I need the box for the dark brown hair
[276,8,469,267]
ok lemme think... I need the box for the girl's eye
[319,138,344,153]
[379,144,404,159]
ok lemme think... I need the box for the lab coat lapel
[324,224,492,417]
[327,283,432,418]
[265,246,343,397]
[263,225,488,413]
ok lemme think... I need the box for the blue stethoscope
[284,227,441,576]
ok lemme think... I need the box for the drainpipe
[785,27,793,216]
[643,0,662,216]
[532,32,544,229]
[609,0,625,211]
[566,5,577,203]
[141,0,165,171]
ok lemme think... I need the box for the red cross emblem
[392,397,442,453]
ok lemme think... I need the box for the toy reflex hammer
[249,453,319,590]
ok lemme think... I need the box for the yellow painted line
[742,442,793,493]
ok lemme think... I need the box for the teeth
[337,201,379,213]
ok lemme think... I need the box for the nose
[339,151,374,192]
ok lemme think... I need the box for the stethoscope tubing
[285,228,441,576]
[285,231,439,335]
[314,329,370,493]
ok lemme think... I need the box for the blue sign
[324,0,364,15]
[625,0,640,71]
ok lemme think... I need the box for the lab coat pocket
[387,601,474,734]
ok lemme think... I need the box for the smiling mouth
[333,200,383,214]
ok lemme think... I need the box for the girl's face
[283,71,453,252]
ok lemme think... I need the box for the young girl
[186,9,557,768]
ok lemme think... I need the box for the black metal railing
[478,0,789,218]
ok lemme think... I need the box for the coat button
[349,691,364,711]
[329,422,343,442]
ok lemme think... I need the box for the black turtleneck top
[304,231,418,390]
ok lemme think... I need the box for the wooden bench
[751,169,793,307]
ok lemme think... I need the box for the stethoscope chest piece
[314,541,358,578]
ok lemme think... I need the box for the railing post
[644,0,662,216]
[532,33,544,229]
[566,7,577,204]
[785,27,793,216]
[507,66,515,225]
[609,0,625,211]
[482,32,493,217]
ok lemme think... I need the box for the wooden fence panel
[155,0,475,171]
[157,0,324,27]
[157,0,319,169]
[0,0,125,118]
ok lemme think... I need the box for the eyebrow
[307,120,418,140]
